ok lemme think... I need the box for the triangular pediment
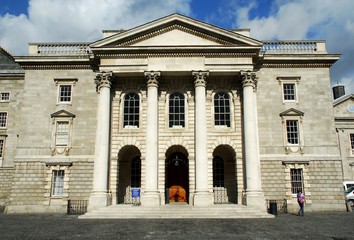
[50,110,76,118]
[279,108,305,117]
[90,14,262,49]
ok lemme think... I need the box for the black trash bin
[269,200,277,215]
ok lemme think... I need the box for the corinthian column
[88,71,113,211]
[241,70,265,209]
[192,70,213,206]
[141,71,161,206]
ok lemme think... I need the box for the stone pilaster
[192,71,213,206]
[88,71,113,211]
[141,71,161,206]
[241,70,266,209]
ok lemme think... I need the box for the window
[214,92,231,127]
[213,156,225,187]
[58,85,72,103]
[350,134,354,155]
[286,120,299,144]
[277,76,300,102]
[131,157,141,188]
[0,112,7,128]
[290,169,303,194]
[54,78,77,105]
[0,92,10,102]
[283,83,296,101]
[169,92,185,128]
[51,170,64,196]
[0,139,4,159]
[123,92,139,128]
[55,121,69,146]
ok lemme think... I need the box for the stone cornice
[118,24,235,46]
[15,56,96,70]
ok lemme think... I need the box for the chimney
[333,85,345,100]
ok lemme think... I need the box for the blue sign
[132,188,140,198]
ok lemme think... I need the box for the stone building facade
[0,14,346,216]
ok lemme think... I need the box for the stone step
[79,204,274,219]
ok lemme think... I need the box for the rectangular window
[283,83,296,101]
[0,139,4,158]
[51,170,64,196]
[58,85,72,103]
[286,120,299,144]
[0,92,10,102]
[291,169,303,194]
[350,134,354,155]
[55,121,69,146]
[0,112,7,128]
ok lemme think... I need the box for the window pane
[123,93,139,127]
[0,139,4,158]
[1,93,10,101]
[52,170,64,196]
[286,120,299,144]
[0,112,7,128]
[213,156,225,187]
[59,85,72,102]
[283,84,296,100]
[131,157,141,188]
[214,92,231,127]
[291,169,303,194]
[56,122,69,146]
[169,92,185,127]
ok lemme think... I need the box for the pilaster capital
[94,71,113,92]
[241,70,258,90]
[192,70,209,87]
[144,71,160,87]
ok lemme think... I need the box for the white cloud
[0,0,191,55]
[233,0,354,94]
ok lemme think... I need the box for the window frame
[290,168,303,194]
[123,92,140,129]
[0,112,8,129]
[50,110,75,156]
[0,138,5,166]
[0,92,10,102]
[51,170,65,196]
[349,133,354,156]
[213,91,231,128]
[280,108,304,154]
[168,92,185,128]
[277,77,300,103]
[54,78,77,105]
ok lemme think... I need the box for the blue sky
[1,0,354,94]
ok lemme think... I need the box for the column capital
[192,70,209,87]
[144,71,160,87]
[241,70,258,90]
[94,71,113,92]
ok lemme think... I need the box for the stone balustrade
[29,43,91,55]
[262,40,327,54]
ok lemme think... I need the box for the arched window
[169,92,185,128]
[213,156,225,187]
[131,157,141,188]
[123,92,139,128]
[214,92,231,127]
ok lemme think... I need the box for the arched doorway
[165,152,189,203]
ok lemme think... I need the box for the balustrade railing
[29,43,91,55]
[262,41,326,53]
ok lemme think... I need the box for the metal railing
[213,187,229,204]
[67,200,88,215]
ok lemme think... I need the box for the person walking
[297,190,305,216]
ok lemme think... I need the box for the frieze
[96,52,257,59]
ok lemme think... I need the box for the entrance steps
[79,203,274,219]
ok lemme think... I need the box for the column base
[243,190,266,211]
[87,191,111,212]
[141,191,161,207]
[193,191,213,206]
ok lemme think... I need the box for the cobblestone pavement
[0,212,353,240]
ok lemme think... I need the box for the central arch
[165,150,189,204]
